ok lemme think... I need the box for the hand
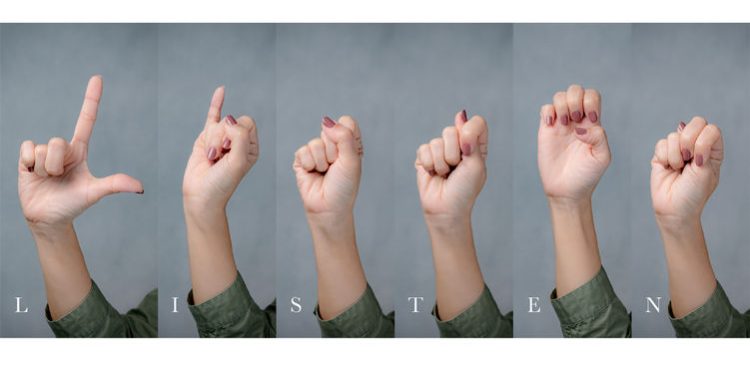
[538,85,610,204]
[651,117,723,227]
[18,75,143,231]
[182,86,259,213]
[415,110,488,222]
[293,115,363,221]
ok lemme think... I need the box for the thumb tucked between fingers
[90,173,144,202]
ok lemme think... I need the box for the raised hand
[416,110,488,221]
[293,115,363,219]
[182,86,259,212]
[651,117,723,226]
[19,75,143,229]
[538,85,610,203]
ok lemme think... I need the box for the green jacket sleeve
[46,280,157,338]
[550,267,631,338]
[187,272,276,338]
[431,285,513,338]
[669,281,748,338]
[315,284,394,338]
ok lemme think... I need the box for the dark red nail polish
[136,190,144,195]
[545,116,553,126]
[461,143,472,156]
[207,147,217,161]
[561,114,569,126]
[571,111,583,123]
[575,127,587,135]
[696,154,704,167]
[323,116,336,128]
[222,138,231,149]
[460,109,468,123]
[681,149,691,162]
[679,121,686,130]
[588,111,598,123]
[226,115,237,125]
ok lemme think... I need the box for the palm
[651,159,719,219]
[183,130,234,205]
[418,162,484,216]
[538,130,608,200]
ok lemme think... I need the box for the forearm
[185,202,238,305]
[426,215,484,321]
[548,198,602,297]
[308,213,367,320]
[30,223,92,320]
[657,218,716,318]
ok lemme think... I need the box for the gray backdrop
[512,24,634,337]
[275,24,395,337]
[0,24,158,337]
[393,24,514,337]
[157,25,276,337]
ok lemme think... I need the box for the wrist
[28,221,75,243]
[656,214,702,239]
[424,212,472,234]
[184,199,227,232]
[307,212,356,249]
[548,196,592,214]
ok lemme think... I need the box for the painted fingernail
[588,111,598,123]
[571,111,583,123]
[560,114,569,126]
[545,115,553,126]
[136,189,144,195]
[696,154,704,167]
[681,149,691,162]
[226,115,237,125]
[323,116,336,128]
[461,143,472,156]
[460,109,468,123]
[679,121,686,130]
[207,147,217,161]
[27,166,33,172]
[222,138,231,149]
[575,127,587,135]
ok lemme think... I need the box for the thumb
[457,115,488,160]
[321,116,360,161]
[574,126,610,157]
[89,173,144,202]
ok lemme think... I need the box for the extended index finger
[206,86,225,124]
[72,75,103,145]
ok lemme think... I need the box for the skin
[651,116,723,318]
[18,75,144,320]
[293,115,366,320]
[415,110,489,320]
[538,84,611,297]
[183,86,259,305]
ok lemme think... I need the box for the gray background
[392,24,514,337]
[630,24,750,337]
[275,24,395,337]
[512,24,634,337]
[0,24,158,337]
[157,25,276,337]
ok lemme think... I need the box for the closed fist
[538,85,610,203]
[416,110,488,220]
[651,117,723,225]
[293,115,363,217]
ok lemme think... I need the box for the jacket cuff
[431,284,507,338]
[187,272,262,336]
[550,266,619,326]
[46,280,121,338]
[315,284,389,337]
[669,281,744,338]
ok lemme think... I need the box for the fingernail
[561,114,569,126]
[222,138,231,149]
[696,154,704,167]
[588,111,598,123]
[575,127,587,135]
[571,111,583,123]
[27,167,33,172]
[545,115,553,126]
[323,116,336,128]
[226,115,237,125]
[681,149,691,162]
[679,121,686,130]
[460,109,468,123]
[207,147,217,161]
[461,143,472,156]
[136,190,144,195]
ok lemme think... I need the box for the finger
[72,75,103,146]
[20,140,36,171]
[308,138,329,173]
[693,124,723,168]
[573,125,610,157]
[454,109,469,132]
[442,126,461,166]
[458,115,489,159]
[34,144,49,177]
[654,138,669,167]
[417,144,434,174]
[321,130,338,163]
[429,138,449,176]
[205,86,225,124]
[221,120,259,169]
[336,115,363,156]
[295,145,316,172]
[205,120,227,162]
[322,116,360,160]
[667,132,684,170]
[553,91,569,126]
[678,120,686,133]
[583,88,601,124]
[90,173,144,202]
[235,115,259,157]
[566,84,585,123]
[680,116,707,162]
[44,137,68,177]
[540,104,556,128]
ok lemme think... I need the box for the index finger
[206,86,225,124]
[72,75,103,145]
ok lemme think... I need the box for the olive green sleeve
[669,281,748,338]
[550,267,631,338]
[315,284,394,338]
[187,272,276,338]
[431,285,512,338]
[46,280,157,338]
